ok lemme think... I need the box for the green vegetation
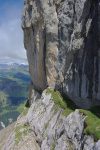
[17,102,26,113]
[50,142,56,150]
[17,103,29,116]
[46,88,100,140]
[0,91,8,106]
[15,124,30,144]
[0,64,30,128]
[46,88,75,116]
[0,101,28,128]
[80,108,100,140]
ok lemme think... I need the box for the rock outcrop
[22,0,100,108]
[1,0,100,149]
[1,90,100,150]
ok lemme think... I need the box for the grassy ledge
[46,88,100,140]
[15,124,30,144]
[80,109,100,140]
[14,103,30,144]
[46,88,74,116]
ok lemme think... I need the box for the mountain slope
[0,63,30,129]
[0,89,100,150]
[1,0,100,149]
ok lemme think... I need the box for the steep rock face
[22,0,58,91]
[22,0,100,108]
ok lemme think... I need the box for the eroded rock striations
[1,0,100,149]
[22,0,100,108]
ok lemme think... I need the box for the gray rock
[23,91,100,150]
[22,0,100,108]
[94,140,100,150]
[26,91,100,150]
[1,90,100,150]
[64,110,85,149]
[82,136,95,150]
[1,0,100,149]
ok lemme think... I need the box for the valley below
[0,59,30,129]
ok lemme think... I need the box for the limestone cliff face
[22,0,100,108]
[1,1,100,149]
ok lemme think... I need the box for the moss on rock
[15,124,30,144]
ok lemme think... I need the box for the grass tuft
[17,102,29,116]
[80,109,100,140]
[46,88,75,116]
[15,124,30,144]
[46,88,100,140]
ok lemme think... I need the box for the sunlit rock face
[22,0,58,91]
[22,0,100,108]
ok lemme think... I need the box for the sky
[0,0,27,60]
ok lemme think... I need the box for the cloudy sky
[0,0,27,60]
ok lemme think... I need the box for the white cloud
[0,2,26,59]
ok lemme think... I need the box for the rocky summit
[0,0,100,150]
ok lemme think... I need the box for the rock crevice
[1,90,100,150]
[22,0,100,108]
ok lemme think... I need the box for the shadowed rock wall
[22,0,100,108]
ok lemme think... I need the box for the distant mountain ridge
[0,57,28,65]
[0,63,28,70]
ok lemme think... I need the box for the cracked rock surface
[1,90,100,150]
[1,0,100,149]
[22,0,100,108]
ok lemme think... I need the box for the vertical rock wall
[22,0,100,108]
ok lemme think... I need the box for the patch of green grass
[80,109,100,140]
[22,107,29,116]
[15,124,30,144]
[17,103,26,113]
[46,88,74,116]
[47,88,67,109]
[17,102,29,116]
[50,142,56,150]
[46,88,100,140]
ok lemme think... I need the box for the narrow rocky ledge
[1,89,100,150]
